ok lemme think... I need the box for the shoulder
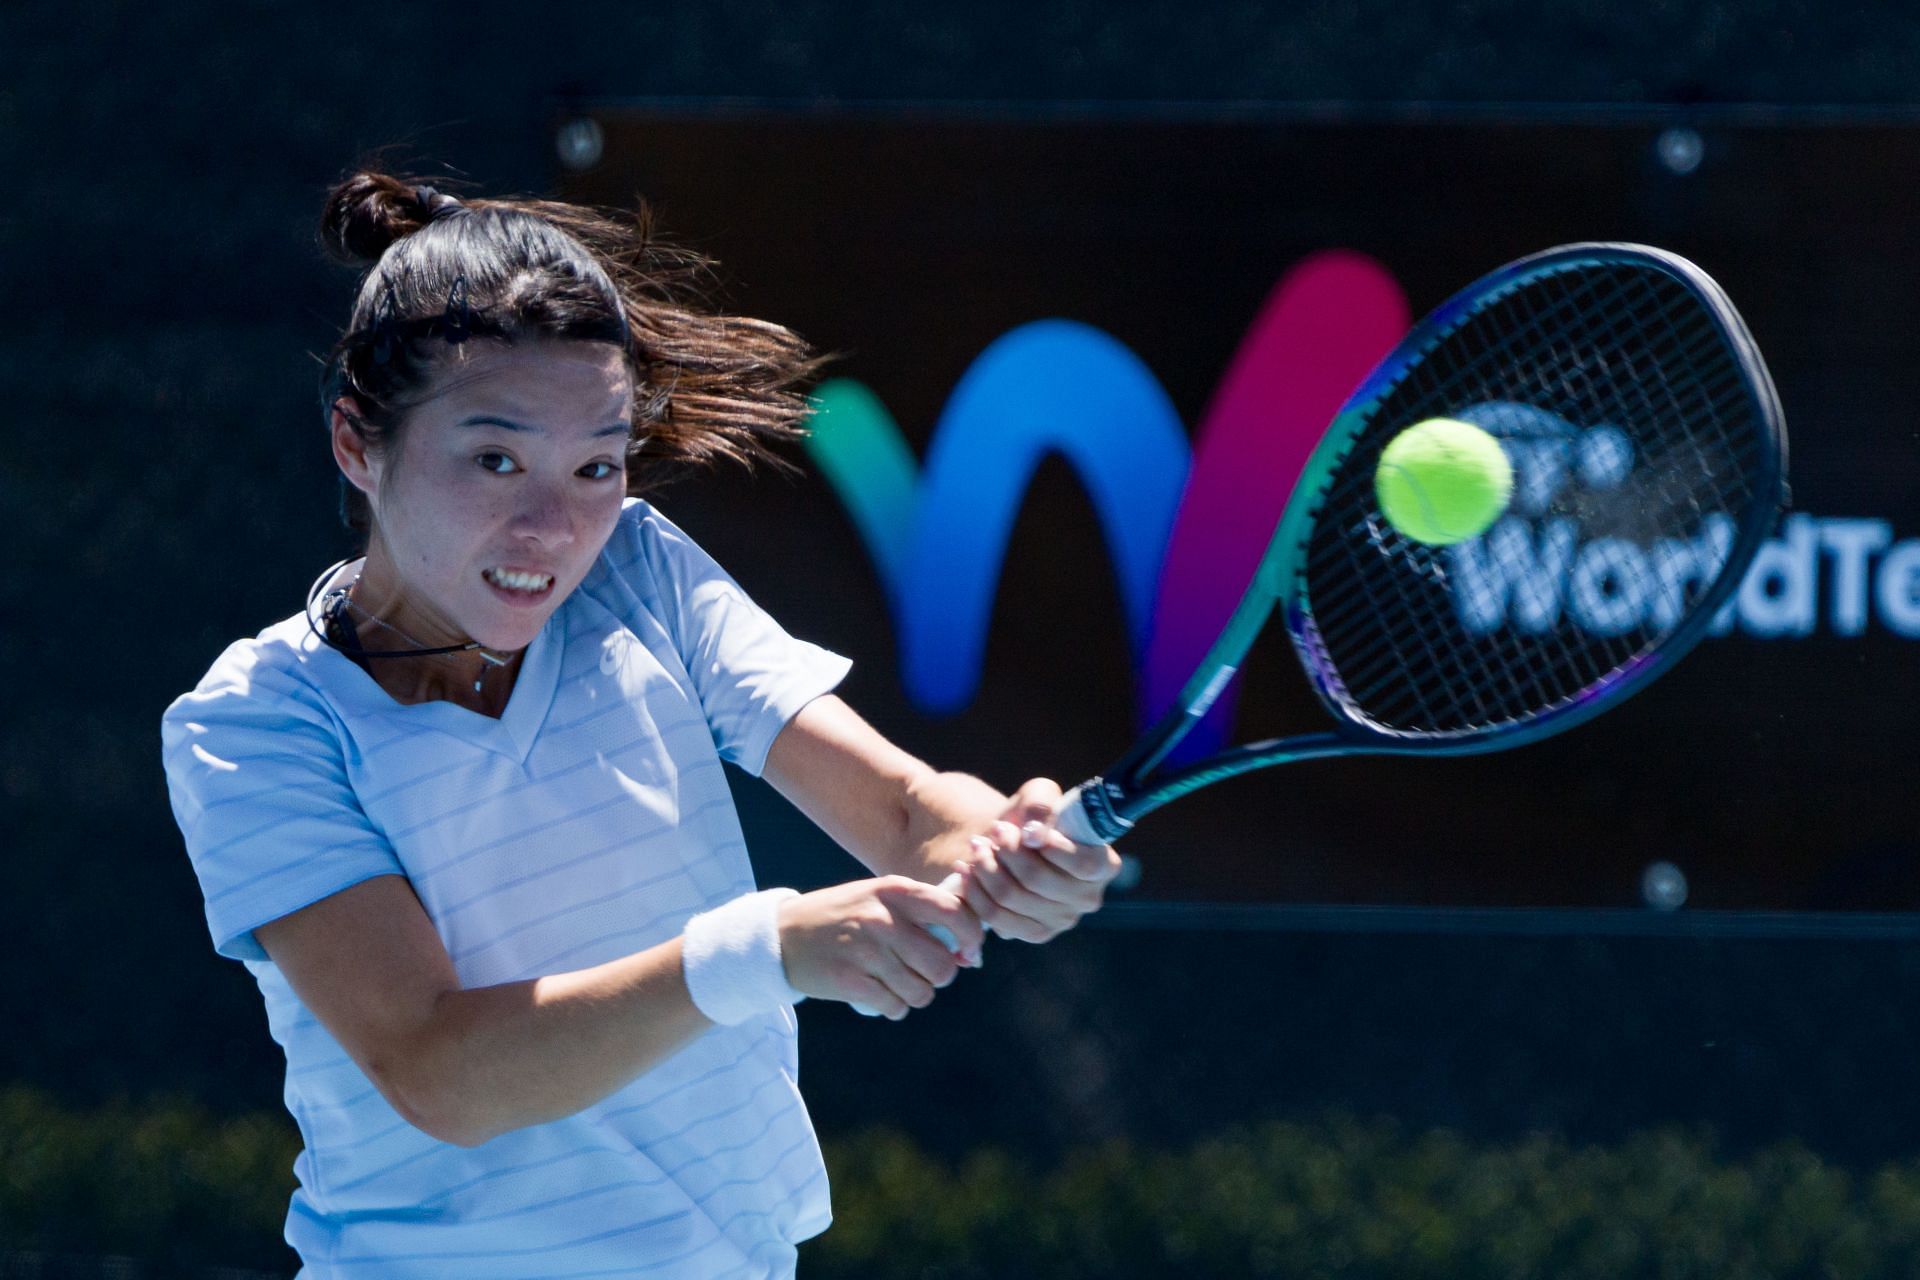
[160,613,400,964]
[160,611,343,769]
[166,610,330,716]
[603,496,704,561]
[583,497,729,602]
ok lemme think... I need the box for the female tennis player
[159,170,1121,1278]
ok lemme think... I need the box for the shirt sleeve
[160,646,404,962]
[600,498,853,776]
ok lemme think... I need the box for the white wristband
[681,888,805,1026]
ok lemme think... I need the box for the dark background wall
[11,0,1920,1187]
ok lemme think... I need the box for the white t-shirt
[160,497,851,1279]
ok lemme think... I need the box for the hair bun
[318,171,447,268]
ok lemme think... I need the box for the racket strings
[1370,273,1752,721]
[1298,260,1769,736]
[1305,285,1743,721]
[1392,280,1739,715]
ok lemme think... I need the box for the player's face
[355,337,634,653]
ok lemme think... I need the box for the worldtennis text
[1450,513,1920,638]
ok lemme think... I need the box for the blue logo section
[809,320,1192,713]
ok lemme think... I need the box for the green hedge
[7,1087,1920,1278]
[0,1090,298,1275]
[803,1121,1920,1279]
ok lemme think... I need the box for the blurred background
[10,2,1920,1276]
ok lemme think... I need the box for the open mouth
[483,566,556,605]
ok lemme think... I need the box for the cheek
[589,485,626,531]
[575,491,627,567]
[382,461,495,567]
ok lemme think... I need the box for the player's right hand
[777,876,984,1020]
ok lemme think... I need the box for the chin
[468,574,569,649]
[477,615,552,652]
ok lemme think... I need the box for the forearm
[758,699,1116,947]
[763,696,1014,883]
[895,768,1013,883]
[401,938,712,1146]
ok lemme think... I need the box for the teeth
[487,568,553,593]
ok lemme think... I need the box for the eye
[579,460,622,481]
[476,451,519,474]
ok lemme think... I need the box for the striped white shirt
[160,498,851,1278]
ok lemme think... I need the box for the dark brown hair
[316,168,822,536]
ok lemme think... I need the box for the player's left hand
[952,777,1122,943]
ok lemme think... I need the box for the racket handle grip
[1053,785,1102,846]
[1055,781,1132,846]
[851,870,965,1018]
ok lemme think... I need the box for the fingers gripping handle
[925,872,964,952]
[848,781,1130,1018]
[849,870,964,1018]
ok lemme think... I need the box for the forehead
[420,338,633,417]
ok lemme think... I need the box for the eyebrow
[456,414,631,438]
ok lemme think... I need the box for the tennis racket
[852,242,1784,1015]
[1044,240,1786,849]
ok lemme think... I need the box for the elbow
[364,1030,499,1149]
[433,1124,495,1151]
[381,1068,499,1148]
[411,1104,494,1150]
[370,1058,488,1147]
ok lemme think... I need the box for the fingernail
[1021,820,1047,849]
[965,948,984,968]
[968,836,993,856]
[993,820,1021,846]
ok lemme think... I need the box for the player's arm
[254,876,703,1148]
[762,694,1121,942]
[254,869,975,1147]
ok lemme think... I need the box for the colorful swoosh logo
[805,251,1409,756]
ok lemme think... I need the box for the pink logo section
[1145,253,1408,754]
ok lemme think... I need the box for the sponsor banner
[565,109,1920,913]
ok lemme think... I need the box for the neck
[345,540,524,708]
[365,643,523,712]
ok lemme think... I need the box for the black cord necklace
[305,558,514,693]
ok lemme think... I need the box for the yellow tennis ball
[1374,417,1515,546]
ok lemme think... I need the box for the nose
[509,478,576,549]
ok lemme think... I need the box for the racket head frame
[1071,243,1787,841]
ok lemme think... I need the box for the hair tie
[412,184,464,221]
